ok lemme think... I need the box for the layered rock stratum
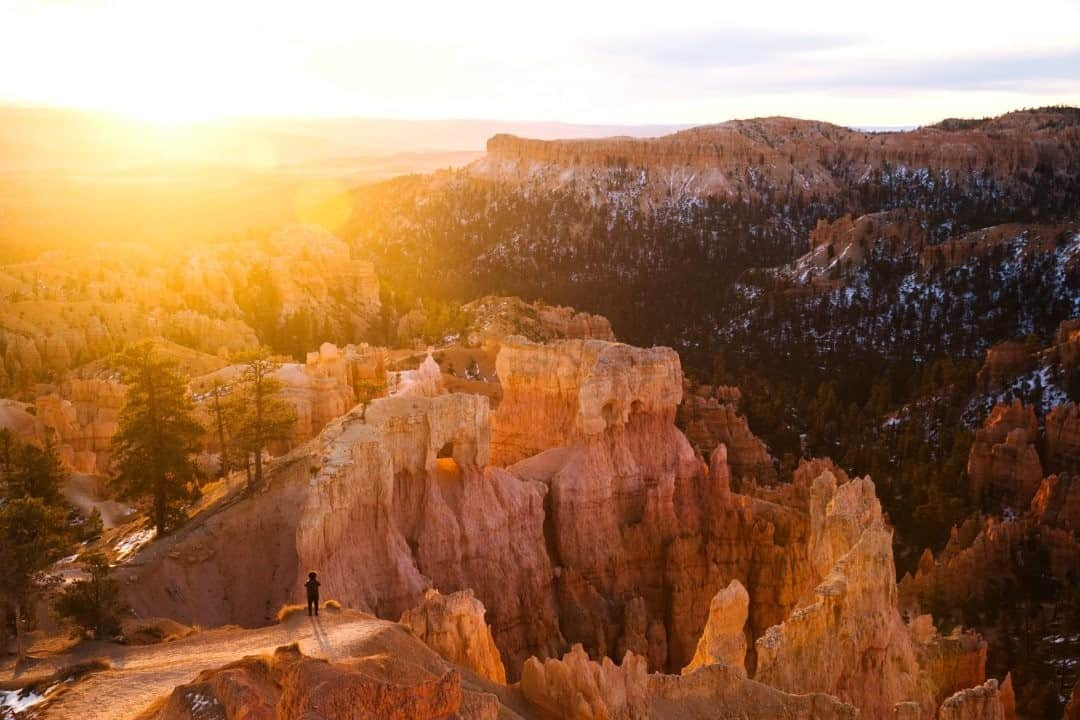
[475,110,1080,202]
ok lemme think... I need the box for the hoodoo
[101,331,1008,718]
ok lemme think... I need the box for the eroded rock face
[195,342,388,453]
[1029,474,1080,533]
[139,642,491,720]
[682,579,749,676]
[0,378,126,473]
[400,589,507,684]
[457,296,615,350]
[520,644,649,720]
[0,226,380,392]
[754,473,931,718]
[899,513,1080,617]
[121,337,813,684]
[967,400,1042,507]
[921,222,1076,271]
[477,110,1080,202]
[976,341,1033,393]
[119,333,1005,718]
[784,210,928,287]
[507,398,810,672]
[490,336,683,466]
[1046,402,1080,475]
[123,393,562,677]
[677,383,776,484]
[938,679,1006,720]
[521,643,859,720]
[649,665,858,720]
[1,341,388,475]
[908,617,989,707]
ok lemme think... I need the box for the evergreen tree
[53,552,124,639]
[207,380,231,480]
[110,342,202,534]
[0,497,70,659]
[0,427,14,473]
[5,434,65,505]
[230,348,296,491]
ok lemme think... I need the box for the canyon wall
[117,334,1004,717]
[677,383,776,484]
[476,110,1080,201]
[489,336,683,466]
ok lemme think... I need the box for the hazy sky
[2,0,1079,126]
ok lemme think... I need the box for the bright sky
[1,0,1079,126]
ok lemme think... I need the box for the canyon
[69,330,1006,719]
[3,106,1079,719]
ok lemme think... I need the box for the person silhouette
[305,572,321,616]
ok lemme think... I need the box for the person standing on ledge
[305,571,321,616]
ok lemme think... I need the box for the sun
[99,57,240,126]
[68,8,259,126]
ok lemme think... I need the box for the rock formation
[489,336,683,466]
[476,110,1080,203]
[937,679,1006,720]
[114,333,1008,717]
[1049,318,1080,372]
[400,589,507,684]
[136,641,499,720]
[521,643,859,719]
[0,226,381,392]
[966,400,1042,507]
[1046,402,1080,474]
[0,378,126,473]
[682,579,748,676]
[520,644,649,720]
[121,392,562,676]
[920,222,1076,271]
[784,209,928,286]
[976,341,1033,393]
[899,510,1080,623]
[677,383,776,483]
[908,616,990,707]
[754,472,929,718]
[461,296,615,347]
[280,342,386,442]
[1029,473,1080,533]
[388,352,445,398]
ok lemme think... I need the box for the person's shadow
[308,613,333,656]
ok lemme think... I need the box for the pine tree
[53,552,124,639]
[231,348,296,491]
[110,342,202,534]
[0,497,70,659]
[0,427,16,474]
[6,433,65,504]
[207,380,231,479]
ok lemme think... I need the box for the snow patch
[0,686,52,716]
[113,527,156,562]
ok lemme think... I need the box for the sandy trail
[25,611,389,720]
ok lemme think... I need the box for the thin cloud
[623,44,1080,99]
[599,27,864,68]
[829,47,1080,92]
